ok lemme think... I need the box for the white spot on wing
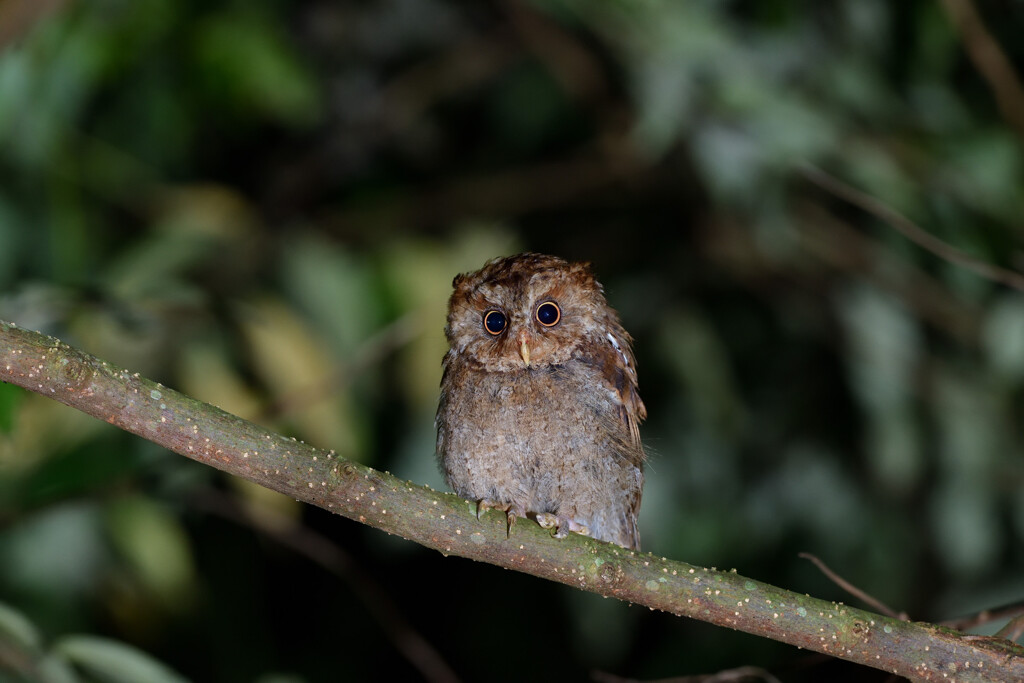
[606,332,630,368]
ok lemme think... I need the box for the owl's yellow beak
[518,330,531,366]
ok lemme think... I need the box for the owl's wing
[434,350,458,458]
[599,329,647,461]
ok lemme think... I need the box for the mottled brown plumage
[435,253,646,549]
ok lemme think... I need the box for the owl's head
[445,253,629,372]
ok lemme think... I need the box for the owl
[435,253,646,549]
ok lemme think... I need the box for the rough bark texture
[2,320,1022,682]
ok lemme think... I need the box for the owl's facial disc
[457,271,586,370]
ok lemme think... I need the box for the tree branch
[939,0,1024,142]
[798,552,907,621]
[801,164,1024,294]
[2,320,1022,682]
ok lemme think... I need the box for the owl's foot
[476,499,526,538]
[534,513,590,539]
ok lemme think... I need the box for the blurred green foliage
[1,1,1023,681]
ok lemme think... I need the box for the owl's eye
[535,301,561,327]
[483,310,507,335]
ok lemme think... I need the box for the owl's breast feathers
[440,334,646,459]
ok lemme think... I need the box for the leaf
[53,636,190,683]
[240,296,365,458]
[0,600,42,653]
[982,295,1024,381]
[1,504,105,597]
[104,497,196,608]
[190,11,321,127]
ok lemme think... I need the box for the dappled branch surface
[2,320,1022,683]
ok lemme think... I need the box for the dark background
[1,1,1023,681]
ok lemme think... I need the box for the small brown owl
[435,253,646,549]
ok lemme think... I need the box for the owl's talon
[535,513,558,530]
[534,513,590,539]
[475,500,526,538]
[505,503,526,537]
[476,499,505,520]
[567,519,590,537]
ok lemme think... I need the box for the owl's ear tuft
[569,262,600,291]
[570,261,594,277]
[452,273,468,289]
